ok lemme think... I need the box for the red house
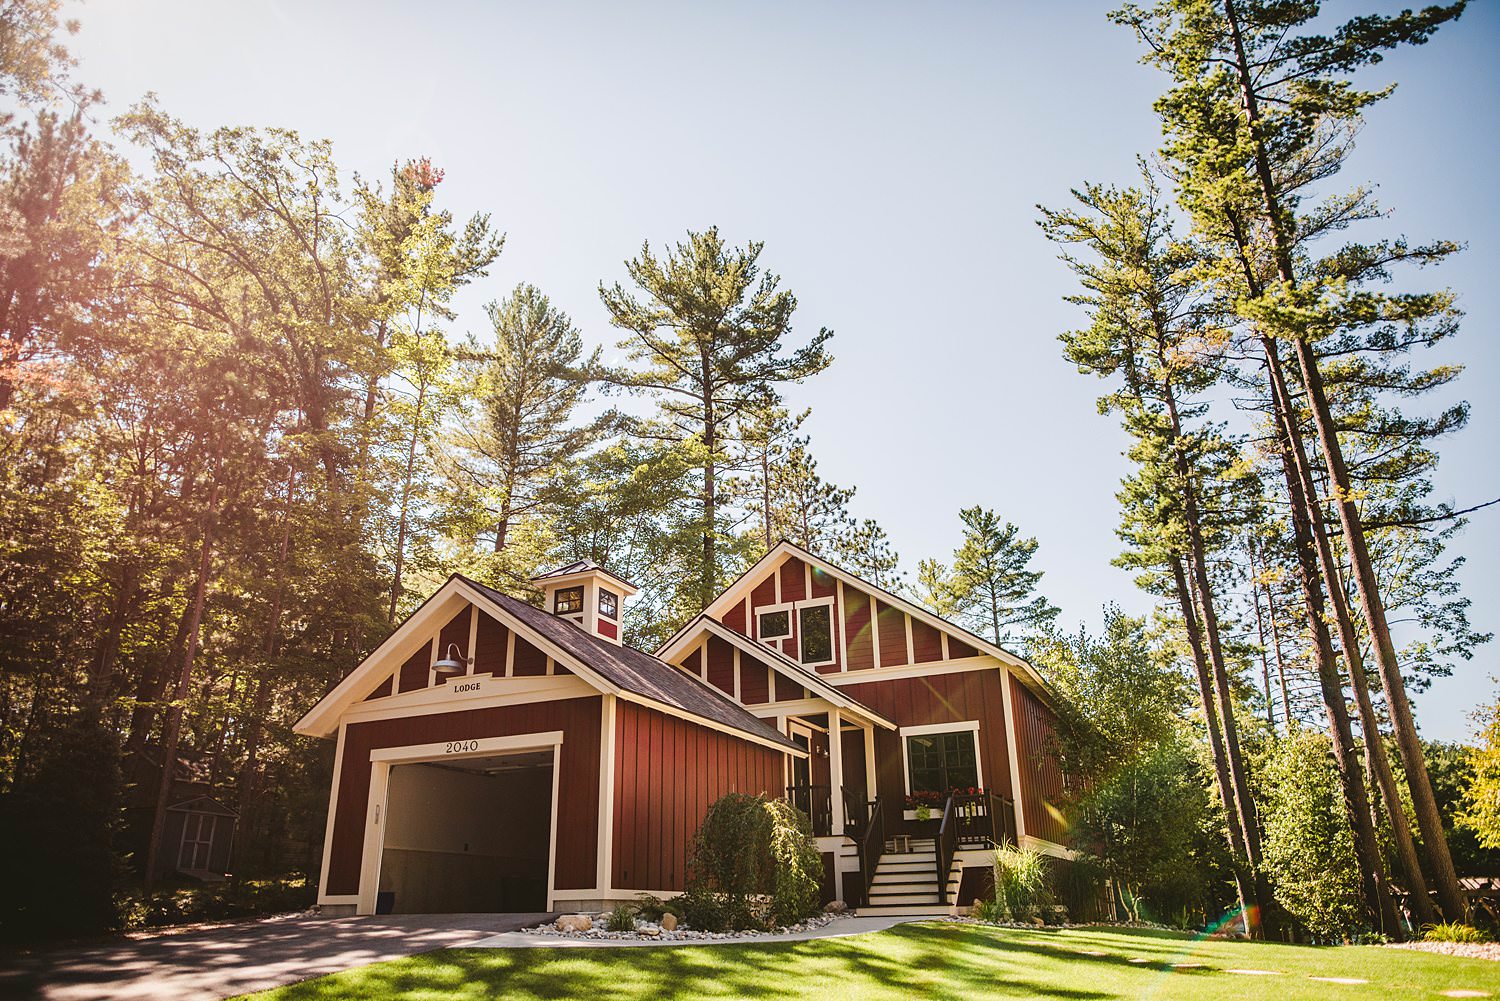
[296,542,1073,916]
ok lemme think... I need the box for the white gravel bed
[525,910,852,942]
[1386,940,1500,962]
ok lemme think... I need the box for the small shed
[162,795,239,881]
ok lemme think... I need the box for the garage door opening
[376,749,553,913]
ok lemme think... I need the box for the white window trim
[796,598,838,668]
[756,602,794,643]
[899,721,983,818]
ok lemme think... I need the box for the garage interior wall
[378,759,551,912]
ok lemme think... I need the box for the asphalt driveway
[0,911,553,1001]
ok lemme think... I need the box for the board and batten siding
[1011,674,1068,844]
[325,696,603,896]
[839,669,1014,805]
[611,701,785,892]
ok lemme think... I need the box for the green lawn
[236,922,1500,1000]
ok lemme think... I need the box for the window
[798,604,834,664]
[905,729,979,795]
[758,608,791,641]
[554,586,583,614]
[598,588,618,620]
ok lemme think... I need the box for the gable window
[598,587,618,619]
[903,725,981,796]
[554,586,583,615]
[758,608,791,641]
[798,604,834,665]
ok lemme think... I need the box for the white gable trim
[294,577,623,739]
[686,541,1056,703]
[660,617,896,731]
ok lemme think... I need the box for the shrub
[677,885,727,932]
[682,792,823,931]
[633,893,683,922]
[605,904,636,932]
[990,843,1051,921]
[1422,922,1492,944]
[1260,729,1366,940]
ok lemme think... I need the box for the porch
[774,705,1017,909]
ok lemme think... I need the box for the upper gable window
[758,608,791,641]
[799,604,834,665]
[554,586,584,615]
[598,587,618,620]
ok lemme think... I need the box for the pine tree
[942,507,1060,650]
[599,228,832,609]
[442,283,607,589]
[1117,0,1470,919]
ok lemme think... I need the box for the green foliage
[599,227,832,609]
[632,893,683,923]
[683,792,823,931]
[926,507,1060,651]
[116,877,314,932]
[605,904,637,933]
[1458,698,1500,854]
[977,843,1051,923]
[1421,922,1492,944]
[1259,729,1366,940]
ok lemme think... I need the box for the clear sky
[63,1,1499,741]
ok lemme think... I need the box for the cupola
[530,561,637,645]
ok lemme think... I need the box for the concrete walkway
[470,912,947,949]
[0,911,552,1001]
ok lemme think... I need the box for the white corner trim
[597,695,617,891]
[999,667,1027,840]
[315,722,348,904]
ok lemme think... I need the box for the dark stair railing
[859,796,885,905]
[936,795,957,906]
[786,784,833,837]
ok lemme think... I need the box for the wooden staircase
[858,838,958,915]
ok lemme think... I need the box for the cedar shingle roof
[460,576,799,752]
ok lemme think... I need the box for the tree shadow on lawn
[259,924,1119,1001]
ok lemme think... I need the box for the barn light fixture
[433,643,470,678]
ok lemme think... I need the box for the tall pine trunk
[1222,0,1465,921]
[1171,559,1258,930]
[1261,333,1402,937]
[1160,381,1274,937]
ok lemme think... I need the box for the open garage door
[375,749,554,914]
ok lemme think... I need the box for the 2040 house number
[444,739,479,754]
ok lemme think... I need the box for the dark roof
[460,576,798,752]
[530,560,637,590]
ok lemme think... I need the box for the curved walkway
[470,912,947,949]
[0,911,552,1001]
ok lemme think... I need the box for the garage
[375,749,555,914]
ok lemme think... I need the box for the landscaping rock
[555,913,593,933]
[661,913,678,931]
[824,900,847,913]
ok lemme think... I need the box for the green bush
[676,885,728,932]
[115,876,314,931]
[986,843,1051,922]
[605,904,636,932]
[632,893,683,922]
[1421,922,1492,944]
[1259,729,1367,940]
[682,792,823,931]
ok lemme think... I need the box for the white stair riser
[866,894,943,906]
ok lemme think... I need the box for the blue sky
[65,1,1498,741]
